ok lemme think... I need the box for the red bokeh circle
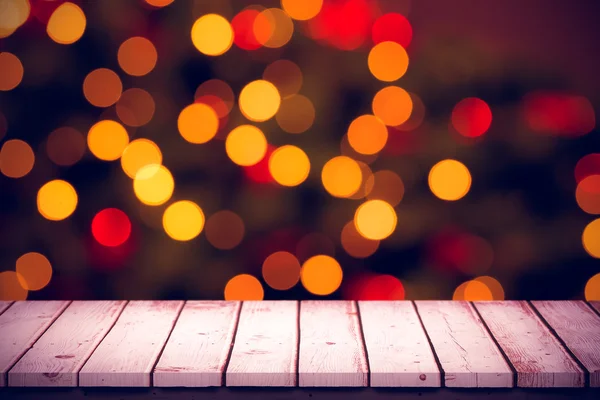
[92,208,132,247]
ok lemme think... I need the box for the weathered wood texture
[0,302,12,315]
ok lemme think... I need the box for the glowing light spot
[46,127,85,167]
[350,274,405,300]
[244,144,275,184]
[116,88,155,127]
[474,276,504,300]
[372,86,412,126]
[253,8,294,49]
[583,218,600,258]
[576,175,600,215]
[225,125,267,166]
[145,0,174,7]
[262,251,301,290]
[117,37,157,77]
[133,164,174,206]
[0,139,34,178]
[120,139,162,179]
[348,161,373,200]
[452,97,492,138]
[46,2,86,44]
[178,103,219,144]
[368,41,409,82]
[365,170,404,206]
[191,14,234,56]
[452,281,468,300]
[524,91,595,137]
[341,220,379,258]
[239,80,281,122]
[224,274,264,300]
[83,68,123,108]
[87,120,129,161]
[575,154,600,184]
[428,159,471,201]
[463,280,494,301]
[194,79,235,116]
[347,114,388,155]
[395,92,425,131]
[269,145,310,187]
[354,199,397,240]
[321,156,362,198]
[0,271,28,300]
[0,52,23,91]
[0,0,30,38]
[372,12,412,48]
[37,180,78,221]
[92,208,131,247]
[15,252,52,291]
[263,59,303,99]
[276,94,315,134]
[205,210,245,250]
[162,200,205,241]
[281,0,322,21]
[231,9,261,50]
[301,255,343,296]
[340,134,378,165]
[428,230,494,275]
[585,273,600,301]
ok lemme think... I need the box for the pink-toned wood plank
[0,302,12,315]
[299,301,368,387]
[415,301,512,388]
[153,301,240,387]
[79,301,183,387]
[532,301,600,387]
[8,301,127,387]
[591,302,600,314]
[474,301,584,388]
[226,301,298,387]
[358,301,441,387]
[0,301,70,386]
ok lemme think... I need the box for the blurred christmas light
[585,273,600,301]
[243,144,276,184]
[348,161,373,200]
[321,155,362,198]
[348,273,405,300]
[395,92,425,131]
[87,120,129,161]
[118,37,158,77]
[46,127,85,167]
[368,41,409,82]
[451,97,492,138]
[239,79,281,122]
[37,179,78,221]
[276,94,315,134]
[121,139,162,179]
[474,276,505,300]
[232,8,262,51]
[205,210,245,250]
[365,170,404,206]
[354,199,397,240]
[224,274,264,300]
[523,91,595,137]
[582,218,600,258]
[194,79,235,116]
[427,229,494,275]
[340,133,378,165]
[162,200,205,241]
[300,255,343,295]
[191,14,234,56]
[281,0,323,21]
[92,208,132,247]
[46,2,86,45]
[133,164,174,206]
[0,0,30,39]
[0,139,34,178]
[116,88,156,127]
[177,103,219,144]
[0,271,28,301]
[262,251,301,290]
[372,86,413,127]
[341,220,379,258]
[83,68,123,108]
[347,114,388,155]
[253,8,294,48]
[371,12,412,48]
[263,59,303,99]
[268,145,310,187]
[575,175,600,214]
[225,125,268,166]
[0,52,23,91]
[575,154,600,184]
[16,252,52,291]
[428,159,471,201]
[145,0,174,7]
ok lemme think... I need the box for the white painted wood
[226,301,298,387]
[475,301,584,387]
[0,302,12,315]
[358,301,441,387]
[298,301,368,387]
[0,301,70,386]
[154,301,240,387]
[532,301,600,387]
[79,301,183,387]
[415,301,512,388]
[8,301,127,387]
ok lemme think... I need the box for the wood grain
[532,301,600,387]
[474,301,584,388]
[415,301,512,388]
[358,301,440,387]
[8,301,127,387]
[153,301,240,387]
[0,301,70,386]
[226,301,298,387]
[0,302,12,315]
[298,301,368,387]
[79,301,183,387]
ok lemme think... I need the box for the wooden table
[1,300,599,399]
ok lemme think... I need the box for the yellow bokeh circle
[372,86,413,126]
[347,114,388,155]
[225,125,268,166]
[368,41,409,82]
[268,145,310,187]
[163,200,205,241]
[281,0,323,21]
[224,274,264,300]
[133,164,174,206]
[354,199,397,240]
[191,14,233,56]
[585,273,600,301]
[120,139,162,179]
[16,252,52,291]
[177,103,219,144]
[47,2,86,45]
[87,120,129,161]
[301,255,343,296]
[428,159,472,201]
[37,180,78,221]
[582,218,600,258]
[239,80,281,122]
[321,156,362,198]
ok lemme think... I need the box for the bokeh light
[0,52,24,91]
[121,139,162,179]
[347,114,388,155]
[92,208,132,247]
[162,200,205,241]
[348,161,374,200]
[365,170,404,206]
[83,68,123,108]
[575,175,600,214]
[224,274,264,300]
[463,280,494,301]
[244,144,275,184]
[575,154,600,184]
[346,273,405,300]
[231,9,262,51]
[225,125,268,166]
[321,156,362,198]
[37,180,78,221]
[276,94,315,134]
[395,92,426,132]
[205,211,245,250]
[87,120,129,161]
[191,14,234,56]
[0,271,28,301]
[46,2,86,45]
[368,41,409,82]
[263,59,303,99]
[16,252,52,291]
[306,0,372,50]
[178,103,219,144]
[133,164,174,206]
[585,273,600,301]
[371,13,412,48]
[428,159,472,201]
[428,230,494,275]
[354,199,397,240]
[523,91,595,136]
[46,127,85,167]
[145,0,174,7]
[118,37,157,77]
[239,80,281,122]
[262,251,301,290]
[300,255,343,296]
[452,97,492,138]
[269,145,310,187]
[341,221,379,258]
[281,0,323,21]
[474,276,505,300]
[582,218,600,258]
[372,86,413,126]
[0,139,34,178]
[253,8,294,48]
[194,79,235,116]
[116,88,156,127]
[0,0,30,39]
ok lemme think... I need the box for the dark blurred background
[0,0,599,301]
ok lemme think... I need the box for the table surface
[0,300,599,389]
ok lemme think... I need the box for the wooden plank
[358,301,441,387]
[226,301,298,387]
[153,301,240,387]
[590,302,600,315]
[414,301,512,388]
[0,301,70,386]
[0,302,12,315]
[532,301,600,387]
[474,301,584,388]
[79,301,183,387]
[298,301,368,387]
[9,301,127,387]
